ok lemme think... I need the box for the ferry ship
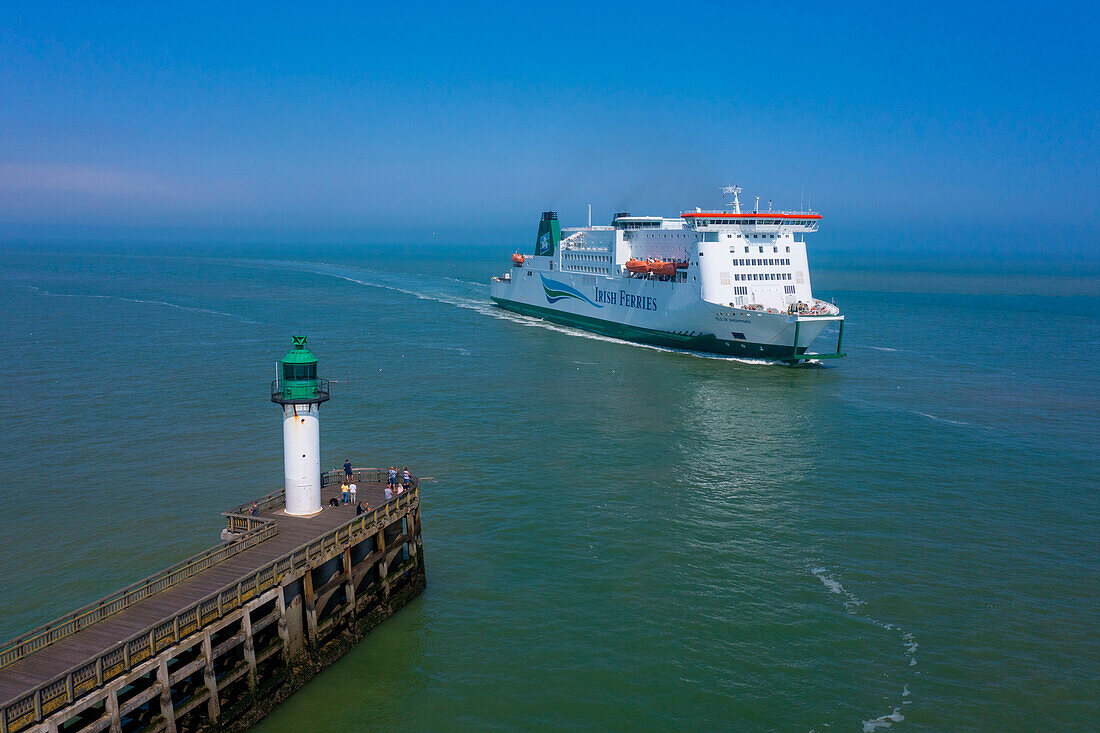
[490,186,845,363]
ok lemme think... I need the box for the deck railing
[0,486,419,732]
[323,467,419,488]
[0,517,277,674]
[230,488,287,517]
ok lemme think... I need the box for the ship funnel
[536,211,561,256]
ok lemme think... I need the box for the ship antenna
[721,184,742,214]
[588,203,592,228]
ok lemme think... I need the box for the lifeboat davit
[649,260,677,277]
[625,259,650,274]
[511,253,525,266]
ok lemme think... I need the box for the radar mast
[721,185,742,214]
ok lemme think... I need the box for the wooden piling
[0,469,425,733]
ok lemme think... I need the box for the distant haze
[1,2,1097,257]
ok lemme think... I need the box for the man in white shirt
[348,482,357,504]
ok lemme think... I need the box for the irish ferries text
[594,288,658,311]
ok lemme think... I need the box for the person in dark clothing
[344,459,353,481]
[356,501,367,516]
[328,497,340,507]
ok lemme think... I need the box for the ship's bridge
[682,212,821,233]
[613,214,677,230]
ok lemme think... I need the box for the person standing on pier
[402,467,411,492]
[348,479,357,505]
[344,458,353,482]
[341,482,349,504]
[388,466,397,491]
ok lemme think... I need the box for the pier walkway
[0,469,424,733]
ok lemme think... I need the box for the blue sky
[1,1,1097,252]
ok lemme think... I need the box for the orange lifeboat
[649,260,677,277]
[674,260,689,269]
[625,259,651,274]
[511,253,525,266]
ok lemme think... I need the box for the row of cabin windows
[283,363,317,381]
[707,232,790,242]
[735,245,791,254]
[697,219,817,227]
[735,273,792,282]
[735,258,790,267]
[567,265,607,274]
[564,253,611,262]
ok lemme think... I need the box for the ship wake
[248,259,789,366]
[810,566,918,732]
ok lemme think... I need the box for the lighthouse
[271,336,330,516]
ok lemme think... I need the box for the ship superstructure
[490,186,845,362]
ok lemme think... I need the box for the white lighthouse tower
[271,336,330,516]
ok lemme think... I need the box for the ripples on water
[0,247,1096,731]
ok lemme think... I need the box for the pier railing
[0,518,278,674]
[323,467,419,488]
[1,486,420,732]
[230,488,287,517]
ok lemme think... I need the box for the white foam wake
[810,567,917,731]
[913,411,970,427]
[24,286,259,324]
[246,259,788,367]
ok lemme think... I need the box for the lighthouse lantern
[271,336,330,516]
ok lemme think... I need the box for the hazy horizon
[2,2,1097,258]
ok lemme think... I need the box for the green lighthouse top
[271,336,330,405]
[282,335,318,366]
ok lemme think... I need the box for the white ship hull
[491,198,845,362]
[490,270,838,360]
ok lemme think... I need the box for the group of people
[333,459,413,512]
[385,465,411,501]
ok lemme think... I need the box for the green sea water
[0,245,1097,731]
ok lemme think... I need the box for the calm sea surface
[1,244,1097,731]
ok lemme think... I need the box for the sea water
[0,244,1096,731]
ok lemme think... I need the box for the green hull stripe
[490,297,813,360]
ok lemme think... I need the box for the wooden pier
[0,469,425,733]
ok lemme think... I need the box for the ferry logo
[541,275,603,308]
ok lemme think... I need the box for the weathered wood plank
[0,481,396,703]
